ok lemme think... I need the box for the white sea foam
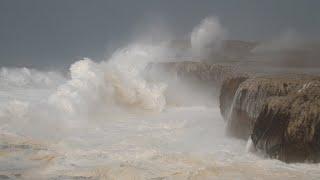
[49,44,167,119]
[0,17,320,179]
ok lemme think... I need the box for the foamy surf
[0,17,320,180]
[1,105,320,179]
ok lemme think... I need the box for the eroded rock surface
[219,76,249,121]
[220,74,320,162]
[149,61,247,86]
[223,75,320,138]
[252,81,320,162]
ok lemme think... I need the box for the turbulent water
[1,43,320,180]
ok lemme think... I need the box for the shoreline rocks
[148,61,247,86]
[220,74,320,162]
[219,76,249,122]
[151,61,320,163]
[252,81,320,162]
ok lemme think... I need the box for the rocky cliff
[219,76,249,122]
[220,74,320,162]
[252,81,320,162]
[152,60,320,163]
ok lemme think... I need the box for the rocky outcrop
[220,74,320,162]
[222,75,320,138]
[252,81,320,162]
[219,76,249,121]
[149,61,247,86]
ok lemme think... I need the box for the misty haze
[0,1,320,179]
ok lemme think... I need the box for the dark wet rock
[252,81,320,162]
[219,76,249,121]
[220,74,320,162]
[222,74,320,139]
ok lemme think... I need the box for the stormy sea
[1,14,320,180]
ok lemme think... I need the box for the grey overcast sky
[0,0,319,69]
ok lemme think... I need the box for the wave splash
[49,44,168,116]
[1,17,320,180]
[0,43,171,138]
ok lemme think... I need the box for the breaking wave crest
[0,43,172,137]
[49,44,168,117]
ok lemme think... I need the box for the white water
[1,18,320,179]
[1,46,320,180]
[191,16,226,58]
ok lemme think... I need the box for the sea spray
[49,44,167,117]
[191,16,226,58]
[0,43,170,138]
[0,67,65,88]
[1,17,319,179]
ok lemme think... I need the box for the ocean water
[1,44,320,180]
